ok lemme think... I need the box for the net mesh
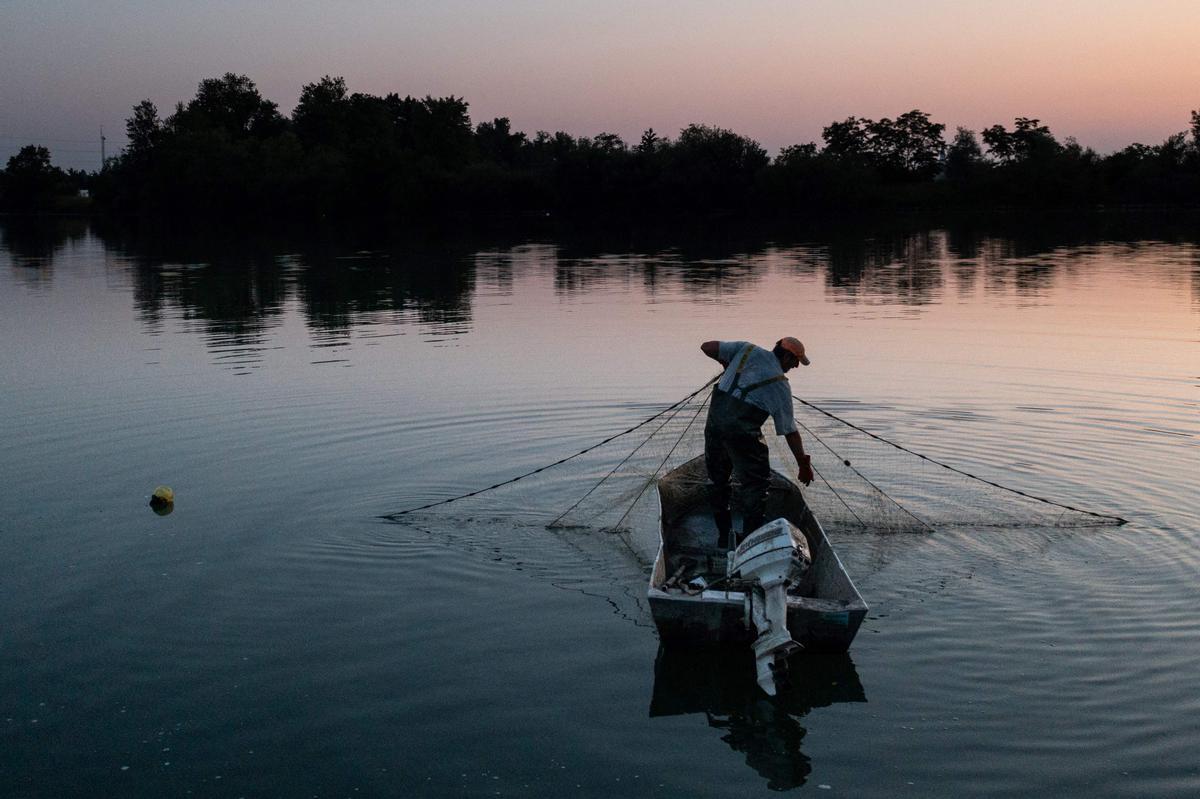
[384,378,1125,562]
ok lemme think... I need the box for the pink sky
[3,0,1199,170]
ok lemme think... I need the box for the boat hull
[649,456,867,652]
[647,588,865,652]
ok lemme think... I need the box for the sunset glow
[3,0,1200,169]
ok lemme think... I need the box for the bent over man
[700,337,815,549]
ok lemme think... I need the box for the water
[1,218,1197,797]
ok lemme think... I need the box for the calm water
[1,218,1197,798]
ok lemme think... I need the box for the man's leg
[704,427,734,549]
[729,432,771,539]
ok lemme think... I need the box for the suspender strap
[723,343,786,398]
[726,344,756,392]
[738,374,787,397]
[734,344,755,373]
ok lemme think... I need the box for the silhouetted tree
[867,111,946,180]
[945,127,986,183]
[662,124,768,210]
[982,118,1059,164]
[980,119,1112,204]
[89,73,1200,221]
[591,132,626,155]
[475,117,526,166]
[395,95,474,167]
[1,145,70,210]
[636,128,663,154]
[172,73,285,139]
[762,141,858,208]
[126,100,162,157]
[822,111,945,181]
[1101,130,1198,204]
[821,117,872,166]
[292,75,350,148]
[775,143,819,167]
[6,145,54,174]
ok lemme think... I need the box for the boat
[648,456,868,684]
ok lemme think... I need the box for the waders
[704,344,788,549]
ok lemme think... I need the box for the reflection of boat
[650,646,867,791]
[649,457,868,656]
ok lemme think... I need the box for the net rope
[381,377,1127,553]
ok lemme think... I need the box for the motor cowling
[728,518,812,695]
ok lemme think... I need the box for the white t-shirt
[715,341,797,436]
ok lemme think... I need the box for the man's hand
[797,453,814,486]
[785,431,813,486]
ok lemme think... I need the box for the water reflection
[96,229,483,368]
[823,232,945,305]
[650,647,866,791]
[4,216,1199,363]
[0,217,88,288]
[1192,254,1200,308]
[555,249,769,300]
[292,250,476,334]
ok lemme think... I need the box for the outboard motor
[728,518,812,696]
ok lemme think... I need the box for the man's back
[712,340,796,436]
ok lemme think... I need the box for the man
[700,337,815,549]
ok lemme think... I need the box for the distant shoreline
[5,74,1200,222]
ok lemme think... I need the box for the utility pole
[100,127,106,170]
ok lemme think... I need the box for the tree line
[0,146,92,213]
[4,73,1200,219]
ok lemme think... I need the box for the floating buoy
[149,485,175,514]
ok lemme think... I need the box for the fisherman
[700,337,815,549]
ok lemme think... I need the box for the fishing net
[382,377,1125,562]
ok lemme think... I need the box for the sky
[3,0,1200,171]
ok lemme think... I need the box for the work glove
[798,454,814,487]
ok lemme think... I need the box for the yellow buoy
[149,485,175,512]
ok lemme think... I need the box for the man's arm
[785,430,814,486]
[700,340,725,365]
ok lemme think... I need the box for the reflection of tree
[1192,251,1200,309]
[386,252,475,334]
[471,249,515,298]
[650,646,866,791]
[291,252,473,334]
[117,247,288,348]
[103,226,478,349]
[550,229,780,300]
[56,216,1200,356]
[553,253,768,300]
[174,259,288,337]
[0,218,87,285]
[944,227,982,298]
[825,232,945,305]
[969,234,1072,302]
[124,251,288,370]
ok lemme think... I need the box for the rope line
[379,376,718,520]
[607,388,711,533]
[377,376,1125,529]
[794,418,873,530]
[795,415,934,532]
[546,386,698,528]
[793,395,1128,526]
